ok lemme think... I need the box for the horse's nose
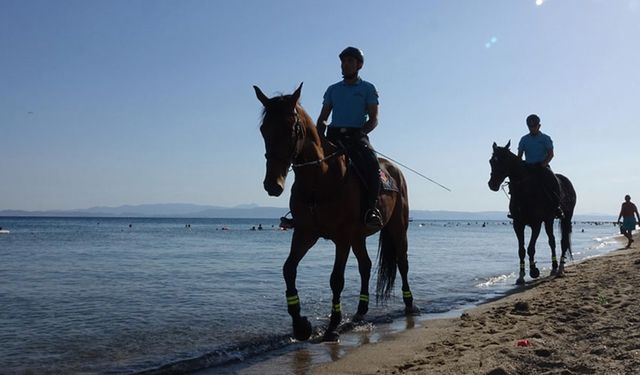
[488,180,499,192]
[264,181,284,197]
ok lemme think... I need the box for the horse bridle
[264,109,304,167]
[491,151,531,198]
[264,109,343,169]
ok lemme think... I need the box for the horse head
[254,83,303,197]
[488,141,516,191]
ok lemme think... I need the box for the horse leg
[324,242,351,342]
[544,219,558,276]
[528,222,542,279]
[395,234,420,315]
[283,231,318,341]
[513,221,527,285]
[351,237,371,322]
[558,215,573,277]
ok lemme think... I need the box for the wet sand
[314,231,640,375]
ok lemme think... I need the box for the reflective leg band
[359,294,369,302]
[403,291,412,298]
[287,295,300,306]
[332,303,341,313]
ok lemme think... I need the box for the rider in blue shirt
[517,114,563,218]
[316,47,382,228]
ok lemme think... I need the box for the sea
[0,216,623,374]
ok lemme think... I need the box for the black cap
[339,47,364,63]
[526,114,540,127]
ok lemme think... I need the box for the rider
[517,114,564,218]
[316,46,382,229]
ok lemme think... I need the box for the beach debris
[534,348,552,357]
[514,301,529,312]
[516,339,531,347]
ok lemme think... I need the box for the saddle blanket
[379,169,399,192]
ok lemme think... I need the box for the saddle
[377,168,399,192]
[509,168,563,220]
[347,159,399,193]
[279,162,397,230]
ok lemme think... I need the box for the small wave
[132,314,391,375]
[132,334,295,375]
[475,273,514,288]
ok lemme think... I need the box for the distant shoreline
[0,215,618,223]
[0,206,615,222]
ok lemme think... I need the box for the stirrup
[280,213,295,229]
[364,209,383,228]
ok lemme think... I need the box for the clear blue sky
[1,0,638,215]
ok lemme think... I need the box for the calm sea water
[0,217,621,374]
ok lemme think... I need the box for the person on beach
[316,46,382,229]
[517,114,564,218]
[617,195,640,248]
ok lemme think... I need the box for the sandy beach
[315,231,640,375]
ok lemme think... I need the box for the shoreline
[313,231,640,374]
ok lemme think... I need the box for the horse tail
[557,174,576,261]
[376,219,398,304]
[560,216,573,260]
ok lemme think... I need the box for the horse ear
[292,82,303,103]
[505,140,511,149]
[253,85,270,107]
[492,142,498,150]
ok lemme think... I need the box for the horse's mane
[259,93,290,118]
[258,94,314,125]
[258,93,331,155]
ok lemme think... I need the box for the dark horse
[488,141,577,285]
[254,83,419,342]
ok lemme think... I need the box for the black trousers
[327,127,381,209]
[530,164,561,207]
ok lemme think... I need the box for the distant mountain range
[0,203,615,221]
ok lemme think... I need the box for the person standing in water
[617,194,640,248]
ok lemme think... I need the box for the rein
[290,115,343,169]
[292,150,342,168]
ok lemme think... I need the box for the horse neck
[295,106,324,159]
[506,155,531,193]
[292,107,345,190]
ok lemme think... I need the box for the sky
[1,0,639,215]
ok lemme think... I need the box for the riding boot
[364,170,383,229]
[543,166,564,219]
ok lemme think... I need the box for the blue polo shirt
[518,132,553,164]
[322,78,379,128]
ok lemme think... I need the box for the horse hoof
[352,313,365,323]
[530,268,540,279]
[550,268,558,276]
[405,305,421,316]
[323,330,340,342]
[515,277,525,285]
[292,316,312,341]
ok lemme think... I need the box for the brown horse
[254,83,419,342]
